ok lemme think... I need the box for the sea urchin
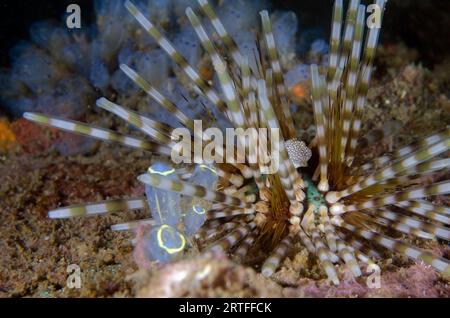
[24,0,449,285]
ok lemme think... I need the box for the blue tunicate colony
[143,161,218,262]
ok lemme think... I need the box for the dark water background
[0,0,449,68]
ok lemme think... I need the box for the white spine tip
[289,216,301,226]
[111,224,127,231]
[325,191,341,204]
[319,205,328,214]
[318,180,329,192]
[96,97,108,107]
[48,210,69,219]
[224,187,237,195]
[232,177,244,188]
[352,266,362,278]
[241,170,253,179]
[330,216,344,226]
[330,203,345,215]
[23,112,33,120]
[331,277,340,286]
[328,252,340,263]
[124,0,134,10]
[289,202,303,216]
[259,10,269,19]
[119,63,131,73]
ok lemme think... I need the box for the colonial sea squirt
[24,0,450,284]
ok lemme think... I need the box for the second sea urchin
[24,0,449,285]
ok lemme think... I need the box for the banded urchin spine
[23,0,450,284]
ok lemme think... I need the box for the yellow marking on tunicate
[157,225,186,254]
[192,205,206,215]
[148,166,175,176]
[199,164,217,175]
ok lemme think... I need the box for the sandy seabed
[0,43,449,298]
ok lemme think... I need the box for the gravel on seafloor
[0,44,449,297]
